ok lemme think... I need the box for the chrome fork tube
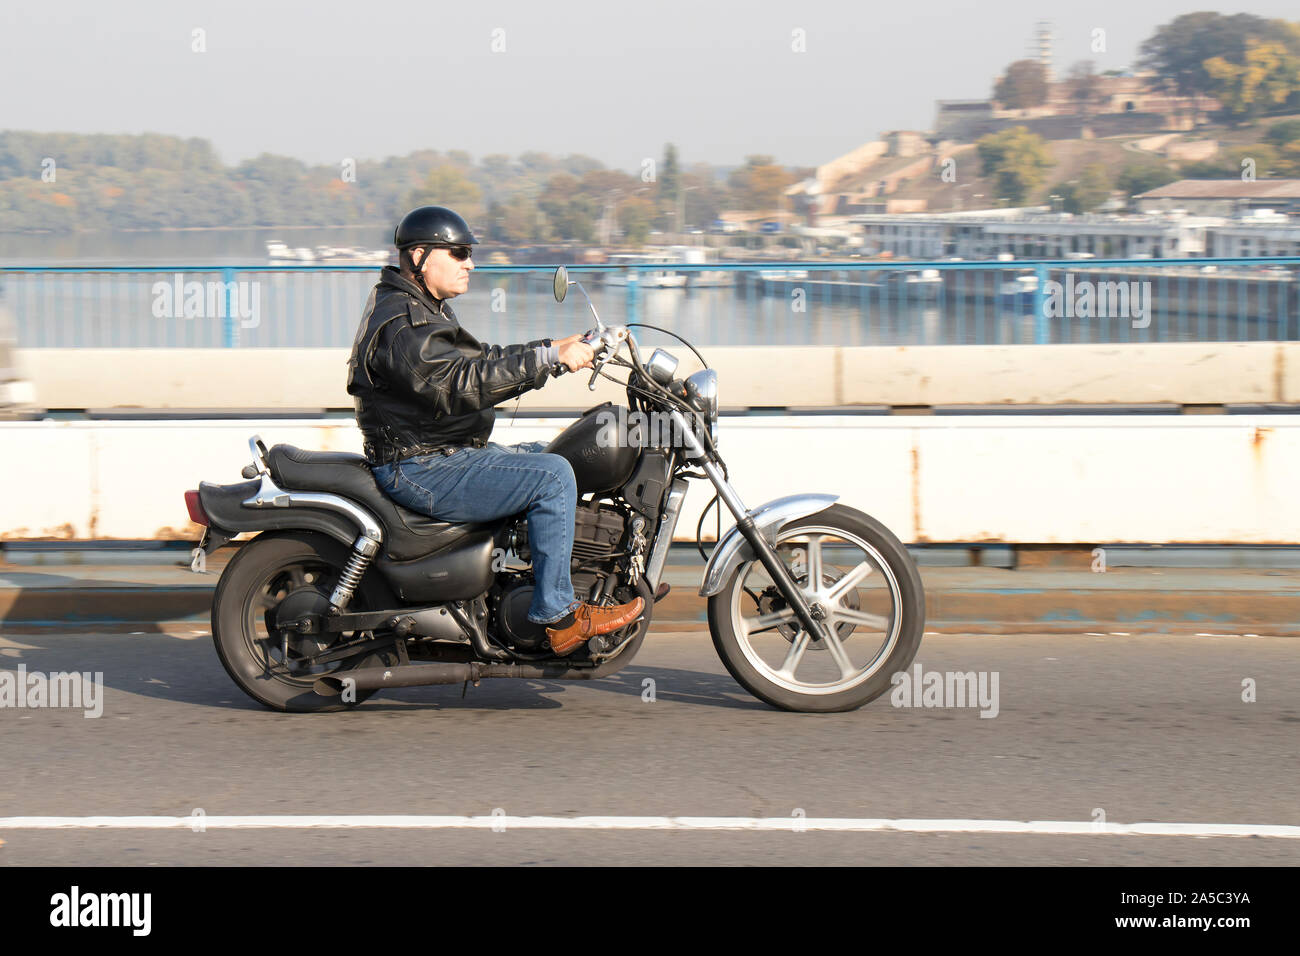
[670,410,830,644]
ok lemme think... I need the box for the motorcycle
[185,267,925,713]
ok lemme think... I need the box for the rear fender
[198,479,366,553]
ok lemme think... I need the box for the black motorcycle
[185,267,925,713]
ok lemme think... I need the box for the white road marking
[0,816,1296,838]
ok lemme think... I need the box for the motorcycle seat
[265,444,503,561]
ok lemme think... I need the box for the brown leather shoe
[546,597,646,656]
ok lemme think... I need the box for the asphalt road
[0,625,1297,866]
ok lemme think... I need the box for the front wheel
[708,505,925,713]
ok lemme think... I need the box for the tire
[211,532,398,713]
[708,504,925,713]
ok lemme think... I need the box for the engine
[492,501,630,651]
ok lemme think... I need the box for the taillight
[184,489,209,527]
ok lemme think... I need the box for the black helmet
[394,206,479,249]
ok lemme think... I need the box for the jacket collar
[378,266,452,326]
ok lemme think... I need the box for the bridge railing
[1,258,1298,348]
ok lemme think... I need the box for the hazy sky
[3,0,1296,171]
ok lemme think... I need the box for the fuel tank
[545,402,639,495]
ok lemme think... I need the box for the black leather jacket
[347,267,554,464]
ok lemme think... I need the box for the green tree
[1204,36,1300,121]
[1181,144,1280,179]
[618,196,654,246]
[537,173,597,241]
[1263,120,1300,175]
[1265,118,1300,146]
[495,194,547,244]
[993,60,1049,109]
[1055,163,1114,213]
[658,142,680,229]
[975,127,1054,205]
[1138,12,1275,96]
[1116,164,1179,204]
[406,165,484,221]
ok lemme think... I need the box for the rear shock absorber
[329,536,380,611]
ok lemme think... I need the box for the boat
[903,268,943,288]
[604,253,688,288]
[892,267,944,299]
[313,246,391,264]
[667,246,735,288]
[266,241,316,262]
[998,273,1039,309]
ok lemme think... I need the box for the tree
[1204,39,1300,121]
[1264,119,1300,175]
[658,142,680,229]
[975,127,1054,205]
[727,155,795,212]
[495,194,546,244]
[682,165,723,227]
[537,173,597,241]
[1180,144,1281,179]
[993,60,1049,110]
[1139,13,1272,95]
[405,165,484,221]
[1066,60,1104,115]
[617,196,654,246]
[1116,164,1179,204]
[1055,163,1114,213]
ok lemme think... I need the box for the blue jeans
[371,441,580,625]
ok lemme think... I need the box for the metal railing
[2,258,1298,348]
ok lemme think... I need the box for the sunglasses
[441,245,474,262]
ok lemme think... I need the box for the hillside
[827,113,1300,213]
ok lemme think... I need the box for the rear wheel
[708,505,925,713]
[212,533,397,712]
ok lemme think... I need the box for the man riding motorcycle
[346,206,644,656]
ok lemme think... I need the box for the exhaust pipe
[315,659,590,695]
[315,662,474,695]
[315,580,655,696]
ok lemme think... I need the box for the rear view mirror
[553,266,569,303]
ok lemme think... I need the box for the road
[0,625,1297,866]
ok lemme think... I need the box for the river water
[1,229,1295,347]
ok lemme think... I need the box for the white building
[851,210,1222,260]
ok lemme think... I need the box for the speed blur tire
[211,532,396,713]
[708,504,925,713]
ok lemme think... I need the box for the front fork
[670,410,832,645]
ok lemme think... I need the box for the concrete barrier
[2,415,1297,544]
[841,342,1288,406]
[17,343,1300,411]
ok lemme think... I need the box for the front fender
[698,493,839,597]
